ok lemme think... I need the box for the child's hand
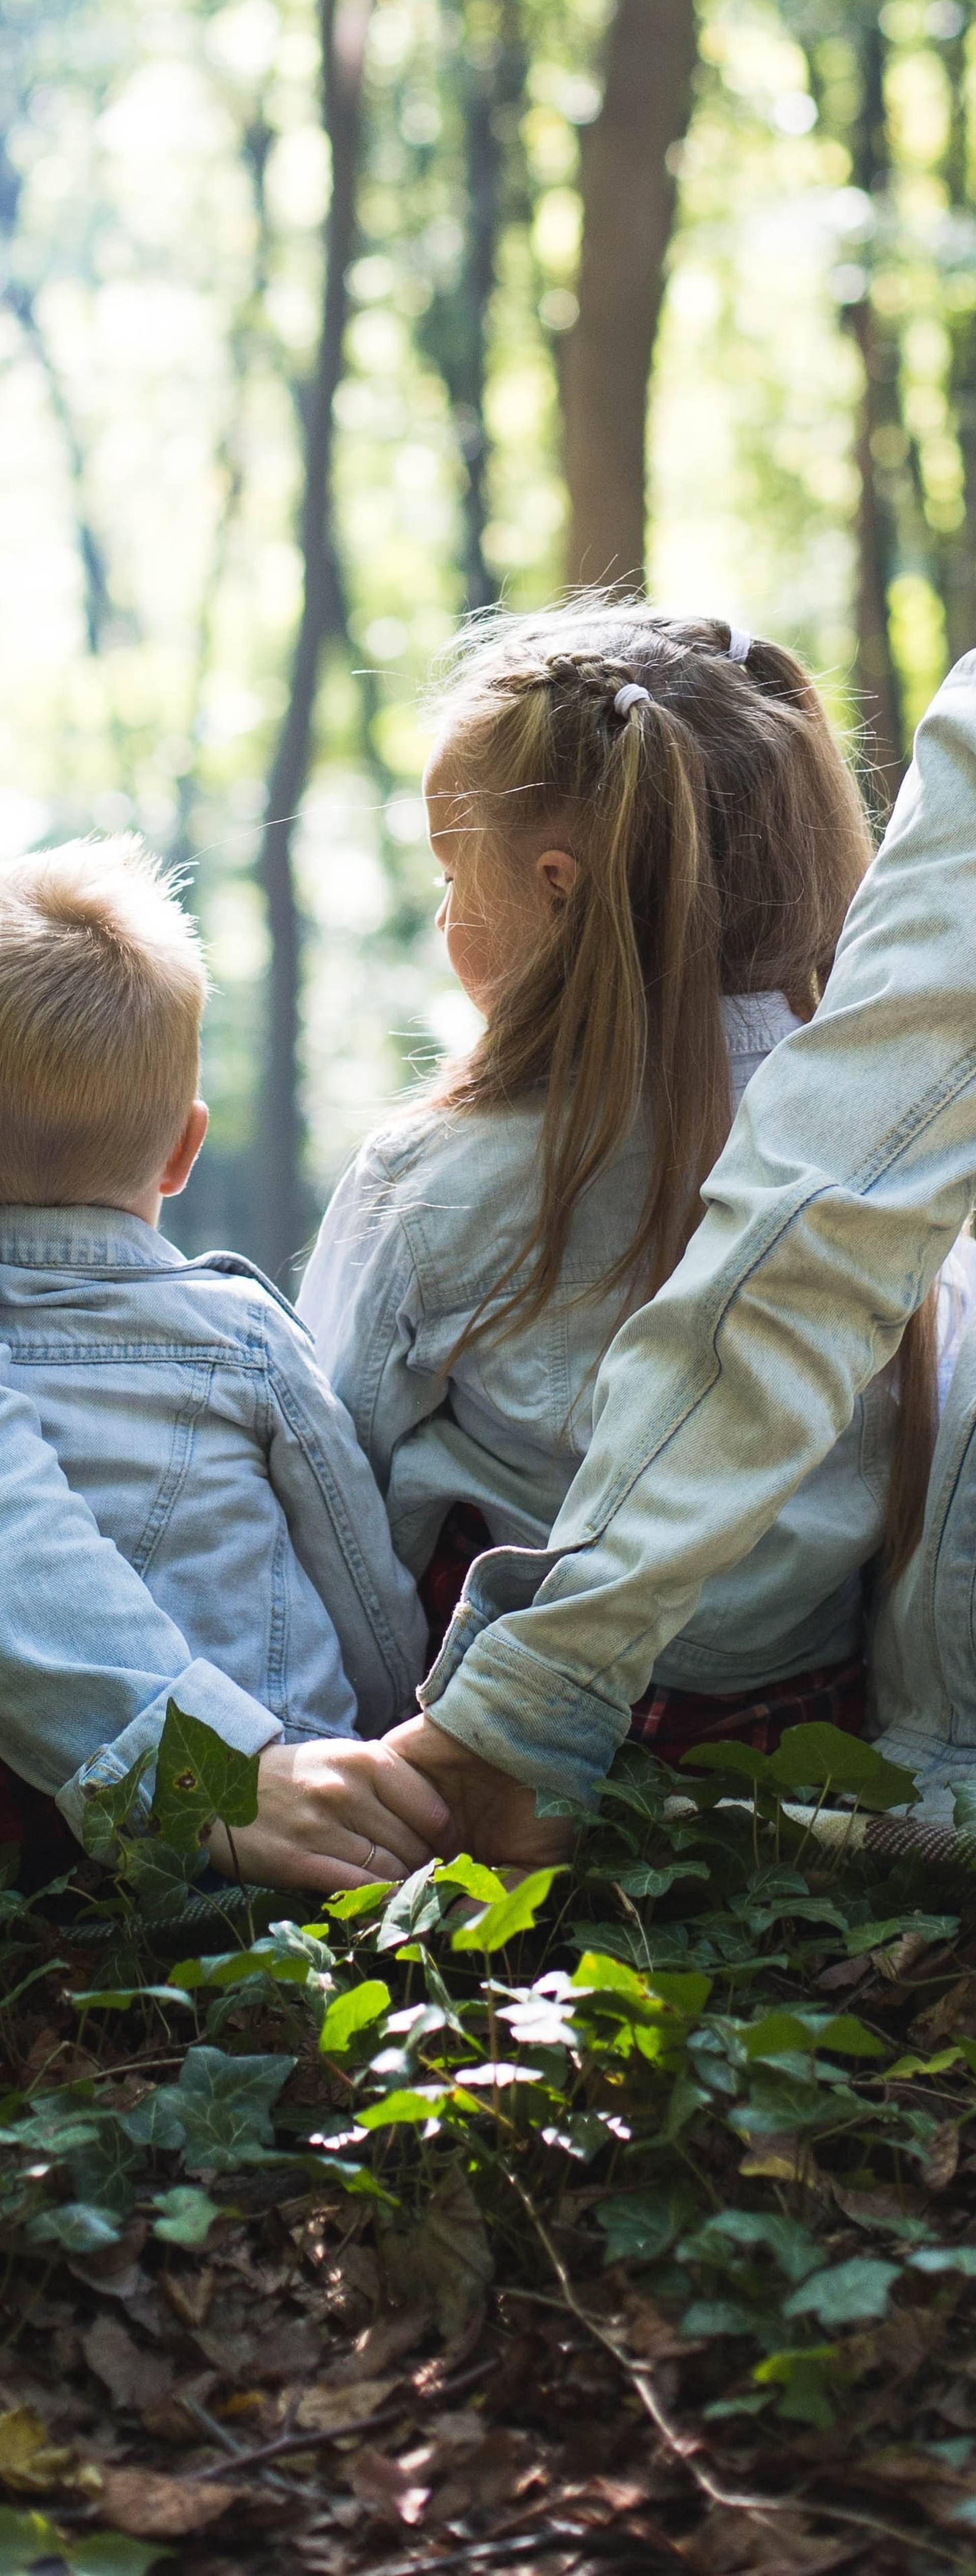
[207,1737,452,1892]
[385,1713,572,1872]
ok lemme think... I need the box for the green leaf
[845,1913,959,1957]
[909,2245,976,2275]
[69,1985,193,2012]
[151,1701,260,1854]
[167,1943,310,1991]
[151,2185,222,2246]
[434,1854,508,1905]
[783,2256,900,2325]
[78,1750,155,1864]
[26,2202,121,2254]
[129,2045,294,2175]
[681,1740,772,1784]
[596,2192,679,2265]
[744,2008,886,2061]
[595,1859,710,1899]
[768,1724,919,1810]
[320,1980,391,2053]
[682,2207,824,2284]
[0,2506,64,2575]
[119,1838,201,1919]
[315,1883,389,1922]
[450,1866,565,1952]
[376,1861,442,1950]
[358,2088,446,2129]
[71,2541,172,2575]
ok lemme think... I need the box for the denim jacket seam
[572,1049,976,1541]
[131,1357,216,1578]
[265,1352,412,1695]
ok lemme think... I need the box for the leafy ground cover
[3,1711,976,2573]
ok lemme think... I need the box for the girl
[298,600,960,1763]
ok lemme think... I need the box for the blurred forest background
[1,0,972,1282]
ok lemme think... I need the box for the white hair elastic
[727,628,752,663]
[614,682,651,718]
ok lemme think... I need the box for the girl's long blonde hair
[431,599,935,1579]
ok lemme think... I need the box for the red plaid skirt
[419,1503,868,1764]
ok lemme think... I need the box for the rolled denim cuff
[420,1628,629,1804]
[56,1659,283,1845]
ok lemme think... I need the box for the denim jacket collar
[0,1205,184,1272]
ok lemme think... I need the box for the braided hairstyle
[428,596,935,1578]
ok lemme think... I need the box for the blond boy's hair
[0,835,208,1205]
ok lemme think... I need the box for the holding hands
[207,1717,569,1891]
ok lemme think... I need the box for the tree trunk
[253,0,371,1283]
[846,20,905,801]
[561,0,697,589]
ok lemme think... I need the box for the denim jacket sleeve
[422,649,976,1802]
[0,1355,283,1843]
[297,1141,445,1496]
[262,1302,428,1730]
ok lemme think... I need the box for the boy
[0,834,433,1877]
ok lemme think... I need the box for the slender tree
[254,0,373,1282]
[560,0,698,587]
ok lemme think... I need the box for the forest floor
[3,1708,976,2576]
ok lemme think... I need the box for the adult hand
[207,1737,451,1894]
[384,1713,572,1870]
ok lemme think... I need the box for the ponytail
[430,597,937,1570]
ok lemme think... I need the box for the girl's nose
[435,891,449,935]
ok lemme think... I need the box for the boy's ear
[536,848,577,908]
[159,1100,208,1199]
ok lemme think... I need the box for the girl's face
[424,746,576,1016]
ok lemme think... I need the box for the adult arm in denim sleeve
[297,1143,444,1497]
[263,1308,428,1733]
[0,1356,282,1842]
[420,649,976,1803]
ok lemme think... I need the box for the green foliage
[7,1719,976,2465]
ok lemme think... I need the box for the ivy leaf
[682,2207,825,2284]
[118,1838,202,1919]
[450,1867,566,1953]
[592,1859,710,1898]
[151,2185,222,2246]
[320,1980,391,2054]
[376,1862,442,1950]
[435,1855,508,1905]
[596,2192,681,2265]
[26,2201,122,2254]
[78,1751,155,1865]
[783,2256,900,2324]
[767,1724,919,1810]
[128,2045,295,2175]
[358,2088,447,2129]
[0,2509,166,2576]
[168,1943,311,1991]
[151,1702,260,1854]
[681,1741,772,1785]
[315,1883,389,1923]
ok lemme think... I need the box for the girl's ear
[536,848,577,908]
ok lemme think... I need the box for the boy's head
[0,834,208,1215]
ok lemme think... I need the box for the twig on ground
[504,2167,974,2569]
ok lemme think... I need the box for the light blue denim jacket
[299,995,904,1693]
[398,649,976,1804]
[0,1209,426,1839]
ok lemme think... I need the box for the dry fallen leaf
[82,2314,172,2414]
[347,2441,431,2527]
[0,2404,77,2493]
[160,2265,215,2332]
[294,2372,399,2435]
[921,2119,960,2193]
[96,2464,243,2537]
